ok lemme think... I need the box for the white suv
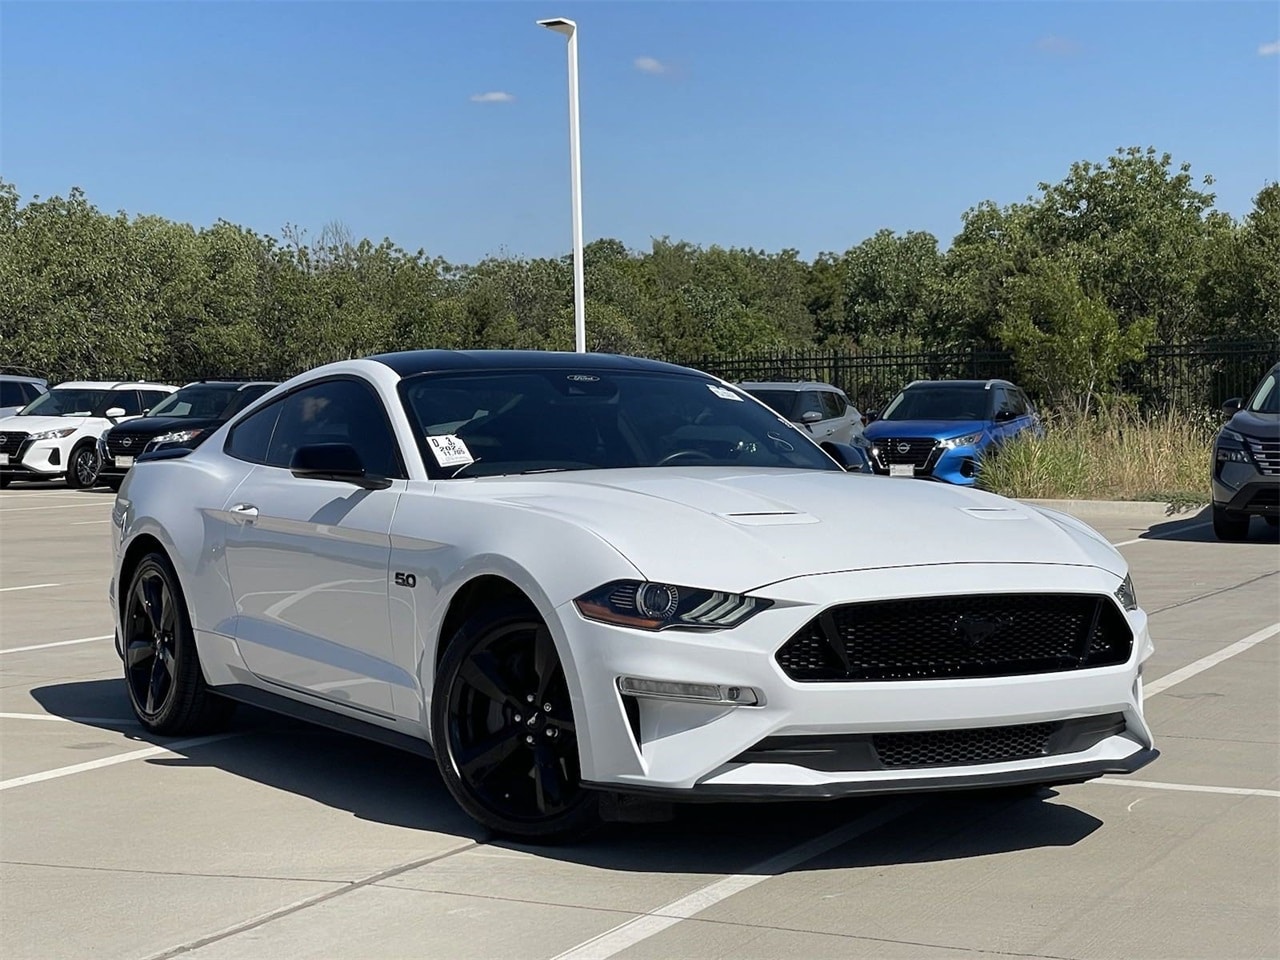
[0,381,178,488]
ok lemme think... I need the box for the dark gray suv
[1212,362,1279,540]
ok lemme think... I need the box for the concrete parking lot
[1,485,1277,960]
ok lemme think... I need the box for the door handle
[229,503,259,522]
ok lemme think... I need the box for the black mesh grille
[0,431,29,452]
[106,434,145,458]
[776,593,1133,682]
[875,437,937,467]
[874,722,1054,768]
[1246,487,1279,508]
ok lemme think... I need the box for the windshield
[18,388,110,418]
[880,385,992,422]
[399,370,843,478]
[743,389,800,420]
[147,384,242,419]
[1246,371,1278,414]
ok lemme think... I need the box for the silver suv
[739,381,865,446]
[0,374,48,419]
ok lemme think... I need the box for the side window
[795,391,825,421]
[226,399,284,464]
[23,383,44,403]
[820,391,845,420]
[141,390,170,412]
[264,379,403,479]
[109,390,143,416]
[0,382,20,407]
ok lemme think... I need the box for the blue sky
[1,1,1277,264]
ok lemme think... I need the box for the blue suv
[864,379,1042,485]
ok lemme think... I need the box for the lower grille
[776,593,1133,682]
[106,435,144,458]
[874,722,1054,768]
[875,437,937,468]
[1247,438,1280,476]
[1246,487,1280,510]
[0,430,30,453]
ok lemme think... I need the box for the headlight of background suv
[939,430,984,450]
[151,428,206,446]
[1216,428,1250,463]
[575,580,772,631]
[29,427,77,441]
[1115,573,1138,611]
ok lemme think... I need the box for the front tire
[431,602,599,842]
[66,442,101,489]
[1212,504,1251,541]
[122,551,235,735]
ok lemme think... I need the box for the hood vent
[720,511,818,526]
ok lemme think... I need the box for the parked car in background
[1211,362,1279,540]
[864,379,1042,485]
[739,381,865,445]
[98,380,279,490]
[0,374,48,419]
[0,380,178,488]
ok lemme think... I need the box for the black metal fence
[684,339,1277,414]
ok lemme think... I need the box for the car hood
[0,415,93,433]
[864,419,988,441]
[108,416,220,439]
[465,468,1126,593]
[1227,410,1280,440]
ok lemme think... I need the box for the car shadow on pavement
[1142,508,1280,544]
[31,678,1103,874]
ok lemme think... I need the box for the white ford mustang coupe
[110,351,1157,840]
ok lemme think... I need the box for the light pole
[538,17,586,353]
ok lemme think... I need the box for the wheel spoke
[159,584,176,634]
[157,643,176,674]
[456,730,523,784]
[125,639,154,669]
[532,745,564,814]
[145,657,165,714]
[458,652,521,710]
[140,577,164,635]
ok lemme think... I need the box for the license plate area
[0,453,9,465]
[115,455,134,468]
[889,464,914,477]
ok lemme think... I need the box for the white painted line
[0,733,236,792]
[1111,521,1212,548]
[0,583,59,593]
[0,634,111,655]
[70,519,112,525]
[1095,777,1280,798]
[0,712,133,726]
[0,502,113,513]
[552,800,921,960]
[1143,622,1280,699]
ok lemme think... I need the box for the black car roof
[367,349,701,378]
[906,379,1016,389]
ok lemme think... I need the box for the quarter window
[225,399,284,464]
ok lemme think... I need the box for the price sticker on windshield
[707,384,743,401]
[426,435,474,468]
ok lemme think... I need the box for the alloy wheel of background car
[123,552,235,735]
[432,603,599,841]
[1211,505,1251,541]
[66,442,101,489]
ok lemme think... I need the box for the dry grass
[976,409,1216,504]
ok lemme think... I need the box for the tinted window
[820,391,846,420]
[22,383,44,403]
[19,388,110,417]
[880,385,992,421]
[226,398,283,464]
[140,390,171,412]
[399,370,842,479]
[795,391,826,421]
[149,384,242,419]
[225,384,277,417]
[107,390,143,416]
[0,382,23,407]
[1247,371,1278,414]
[265,379,402,478]
[743,389,798,420]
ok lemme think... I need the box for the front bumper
[556,563,1154,798]
[1212,460,1279,517]
[0,438,66,477]
[869,442,983,486]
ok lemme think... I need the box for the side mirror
[105,407,126,420]
[820,440,873,473]
[864,409,879,424]
[1221,397,1243,416]
[290,443,390,490]
[800,410,824,424]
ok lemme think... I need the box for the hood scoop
[720,510,819,526]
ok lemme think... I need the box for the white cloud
[633,56,668,75]
[469,91,515,103]
[1259,40,1280,56]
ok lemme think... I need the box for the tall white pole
[566,27,586,353]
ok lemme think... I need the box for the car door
[221,376,409,717]
[820,390,856,443]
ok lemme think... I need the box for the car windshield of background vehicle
[399,370,842,478]
[1246,372,1278,414]
[880,386,990,421]
[17,388,110,417]
[743,389,800,420]
[148,385,240,419]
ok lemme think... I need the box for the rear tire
[1212,504,1251,541]
[431,601,599,842]
[1265,516,1279,529]
[66,442,101,489]
[122,551,235,735]
[0,475,9,488]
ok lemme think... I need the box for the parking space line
[0,733,237,793]
[0,634,112,655]
[0,502,113,512]
[0,583,59,593]
[1143,622,1280,699]
[1110,522,1212,547]
[0,712,133,726]
[1094,777,1280,798]
[551,800,922,960]
[70,519,112,525]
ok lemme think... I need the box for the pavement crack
[0,858,337,885]
[1150,570,1278,615]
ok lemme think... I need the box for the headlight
[151,428,206,446]
[939,430,984,450]
[1115,573,1138,612]
[29,427,77,441]
[575,580,772,631]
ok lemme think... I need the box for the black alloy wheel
[66,443,101,489]
[122,552,234,734]
[432,602,599,841]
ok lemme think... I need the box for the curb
[1018,498,1208,518]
